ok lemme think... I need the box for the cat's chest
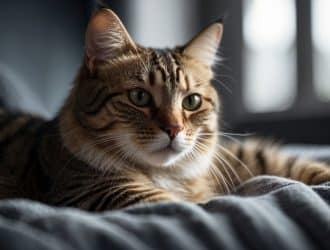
[153,177,188,195]
[152,175,214,202]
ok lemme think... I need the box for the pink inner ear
[85,9,136,71]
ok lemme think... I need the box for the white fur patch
[140,131,194,167]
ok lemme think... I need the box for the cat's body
[0,9,329,211]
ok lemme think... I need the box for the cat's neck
[36,119,218,202]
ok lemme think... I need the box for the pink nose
[160,125,183,140]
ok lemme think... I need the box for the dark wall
[0,0,90,115]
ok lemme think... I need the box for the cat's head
[60,9,223,176]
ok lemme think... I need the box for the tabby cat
[0,9,329,211]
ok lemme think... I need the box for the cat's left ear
[85,9,136,72]
[182,20,224,67]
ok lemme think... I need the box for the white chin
[144,149,182,167]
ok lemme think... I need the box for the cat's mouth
[145,142,185,167]
[134,133,192,167]
[152,142,181,154]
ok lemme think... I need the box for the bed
[0,146,329,250]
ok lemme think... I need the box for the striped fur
[0,9,329,210]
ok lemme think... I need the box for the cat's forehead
[98,47,213,93]
[146,49,186,91]
[142,48,213,91]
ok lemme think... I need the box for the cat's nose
[160,125,184,140]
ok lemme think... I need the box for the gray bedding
[0,176,329,250]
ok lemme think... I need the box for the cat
[0,8,329,211]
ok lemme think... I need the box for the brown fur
[0,9,329,210]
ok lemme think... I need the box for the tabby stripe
[286,157,298,178]
[256,149,267,174]
[150,51,161,66]
[0,118,35,146]
[59,176,133,198]
[176,67,182,83]
[113,101,146,116]
[189,109,210,126]
[165,52,173,68]
[236,145,244,164]
[110,185,154,208]
[204,97,215,108]
[149,71,156,86]
[182,110,188,122]
[136,74,145,83]
[166,53,177,87]
[60,181,110,204]
[194,109,210,116]
[58,184,110,206]
[82,88,109,114]
[297,165,307,182]
[95,184,143,211]
[77,107,121,132]
[87,86,108,107]
[84,92,122,115]
[194,83,202,88]
[185,76,191,92]
[90,121,120,132]
[94,188,120,211]
[171,52,181,67]
[307,170,323,184]
[156,66,167,83]
[116,189,165,209]
[88,189,113,211]
[100,186,132,209]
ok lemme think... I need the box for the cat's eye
[128,88,152,107]
[182,94,202,111]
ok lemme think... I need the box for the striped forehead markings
[148,50,189,91]
[176,67,182,83]
[148,71,156,86]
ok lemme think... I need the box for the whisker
[194,141,238,187]
[191,142,231,194]
[197,137,254,178]
[216,143,254,178]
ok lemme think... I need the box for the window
[242,0,297,113]
[312,0,330,101]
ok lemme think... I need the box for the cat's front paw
[310,168,330,185]
[300,163,330,185]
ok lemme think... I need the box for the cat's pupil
[183,94,201,111]
[137,91,144,101]
[188,96,194,105]
[129,88,151,107]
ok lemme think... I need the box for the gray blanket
[0,176,329,250]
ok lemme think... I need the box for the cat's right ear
[85,9,136,73]
[182,20,224,67]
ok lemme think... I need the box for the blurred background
[0,0,329,144]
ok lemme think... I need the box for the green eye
[182,94,202,111]
[128,88,152,107]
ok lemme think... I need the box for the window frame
[200,0,330,144]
